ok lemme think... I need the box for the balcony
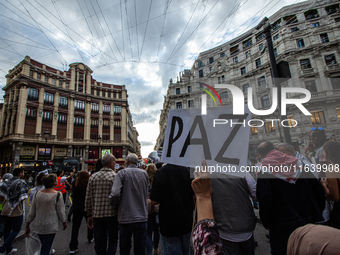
[324,63,340,74]
[311,92,326,98]
[256,84,270,94]
[299,68,317,78]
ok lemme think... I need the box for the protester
[25,174,67,255]
[0,173,13,241]
[110,153,148,255]
[85,153,118,255]
[191,160,224,255]
[145,164,160,255]
[308,128,327,167]
[287,224,340,255]
[150,163,194,255]
[0,168,28,255]
[54,170,67,202]
[69,171,93,254]
[210,171,257,254]
[28,172,46,204]
[322,141,340,229]
[256,141,325,255]
[276,143,312,167]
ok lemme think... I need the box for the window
[287,115,296,128]
[103,104,110,113]
[251,126,258,135]
[320,33,329,43]
[59,96,68,107]
[273,34,279,40]
[28,87,39,100]
[259,44,264,51]
[272,22,280,30]
[242,84,250,93]
[199,70,203,78]
[220,53,225,58]
[284,15,298,24]
[176,102,182,109]
[243,39,252,49]
[57,80,61,87]
[331,76,340,89]
[103,119,109,126]
[43,111,52,121]
[233,56,238,63]
[230,45,239,55]
[258,76,266,86]
[245,50,251,58]
[74,116,84,126]
[337,108,340,121]
[26,108,37,117]
[218,77,221,84]
[188,100,194,108]
[44,75,48,83]
[188,86,192,93]
[91,119,98,126]
[305,9,319,20]
[297,39,305,48]
[114,105,121,115]
[79,73,84,83]
[274,48,278,58]
[305,80,317,92]
[210,67,212,72]
[91,103,99,112]
[256,32,265,42]
[29,70,33,77]
[220,92,228,99]
[114,120,120,127]
[198,61,203,67]
[176,88,180,95]
[107,92,111,98]
[300,59,312,69]
[265,121,276,133]
[37,73,41,80]
[91,89,94,95]
[58,114,67,123]
[325,54,337,65]
[326,4,339,15]
[96,90,100,96]
[291,27,299,32]
[52,78,56,85]
[312,22,319,27]
[44,92,54,104]
[241,67,246,75]
[209,57,214,64]
[66,82,69,89]
[261,95,270,107]
[78,85,83,93]
[222,75,225,83]
[255,58,261,68]
[74,100,85,110]
[311,111,325,124]
[118,93,122,99]
[335,17,340,22]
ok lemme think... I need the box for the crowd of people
[0,127,339,255]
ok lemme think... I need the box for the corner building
[0,56,139,174]
[155,0,340,159]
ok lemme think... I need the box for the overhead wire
[125,0,134,60]
[120,0,126,61]
[139,0,153,61]
[134,0,140,61]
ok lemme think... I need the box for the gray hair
[102,154,115,167]
[276,143,295,153]
[126,153,138,165]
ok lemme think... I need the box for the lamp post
[44,129,50,169]
[98,135,102,159]
[256,17,292,144]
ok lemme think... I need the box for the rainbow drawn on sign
[197,82,223,106]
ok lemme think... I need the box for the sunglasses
[311,127,323,131]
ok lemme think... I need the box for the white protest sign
[161,106,251,177]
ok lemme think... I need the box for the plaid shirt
[85,168,117,218]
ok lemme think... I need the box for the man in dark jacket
[256,141,325,255]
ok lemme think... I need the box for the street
[4,206,270,255]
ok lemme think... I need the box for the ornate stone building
[0,56,140,174]
[155,0,340,160]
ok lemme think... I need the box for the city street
[4,207,270,255]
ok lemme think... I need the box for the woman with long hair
[322,141,340,229]
[25,174,67,255]
[145,164,160,255]
[69,171,93,254]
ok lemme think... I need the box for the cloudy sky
[0,0,305,157]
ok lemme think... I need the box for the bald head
[102,153,115,168]
[276,143,295,156]
[257,141,275,158]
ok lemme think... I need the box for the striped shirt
[85,168,117,218]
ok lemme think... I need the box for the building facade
[0,56,140,174]
[155,0,340,160]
